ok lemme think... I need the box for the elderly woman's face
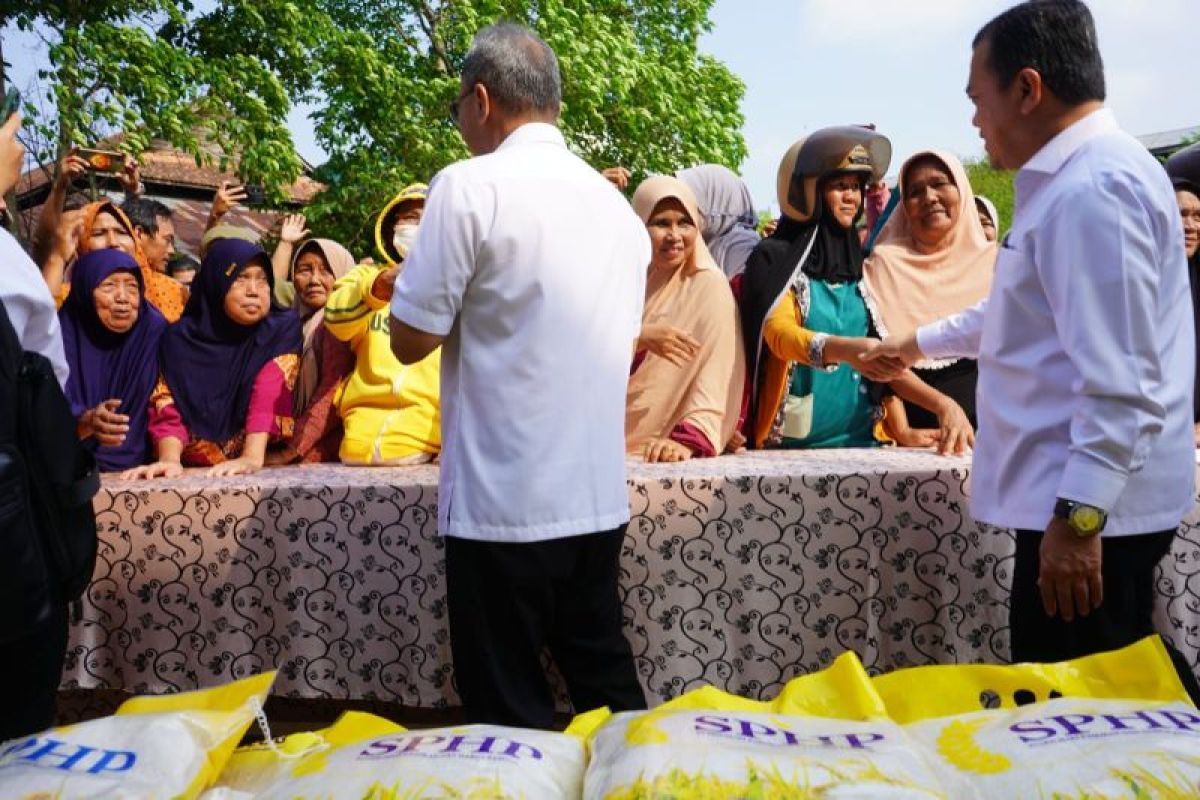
[292,248,335,311]
[903,158,960,251]
[93,271,141,334]
[646,197,698,272]
[89,210,138,259]
[821,174,863,229]
[224,263,271,326]
[1178,190,1200,259]
[977,209,998,242]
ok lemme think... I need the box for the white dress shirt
[391,123,650,542]
[917,109,1195,536]
[0,229,69,389]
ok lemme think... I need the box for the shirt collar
[496,122,566,152]
[1020,107,1118,177]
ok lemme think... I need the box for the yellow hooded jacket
[323,186,439,464]
[374,183,429,267]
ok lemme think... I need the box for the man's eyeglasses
[449,84,476,125]
[449,94,465,125]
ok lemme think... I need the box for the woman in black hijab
[740,127,973,452]
[1166,142,1200,441]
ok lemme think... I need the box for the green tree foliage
[304,0,747,255]
[1,0,318,197]
[4,0,746,257]
[964,158,1014,234]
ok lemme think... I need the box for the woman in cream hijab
[626,176,746,462]
[863,150,997,431]
[278,237,356,463]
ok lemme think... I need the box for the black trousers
[0,603,68,741]
[445,525,646,729]
[1011,528,1200,704]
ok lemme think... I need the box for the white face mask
[391,223,420,261]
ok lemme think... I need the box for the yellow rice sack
[874,636,1200,798]
[0,671,275,800]
[205,710,591,799]
[581,651,949,799]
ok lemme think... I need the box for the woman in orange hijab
[48,199,189,322]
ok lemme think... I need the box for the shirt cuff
[149,403,188,444]
[1056,454,1130,514]
[390,294,454,337]
[916,322,954,361]
[245,361,290,435]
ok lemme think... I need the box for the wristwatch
[1053,498,1107,537]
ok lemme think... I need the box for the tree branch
[411,0,451,76]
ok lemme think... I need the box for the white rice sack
[212,718,586,800]
[0,671,274,800]
[584,708,948,799]
[906,696,1200,799]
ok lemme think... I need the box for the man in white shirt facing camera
[866,0,1199,700]
[389,23,649,728]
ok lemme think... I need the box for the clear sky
[694,0,1200,212]
[10,0,1199,212]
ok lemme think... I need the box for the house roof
[13,190,282,260]
[1137,125,1200,156]
[157,197,280,260]
[16,135,322,204]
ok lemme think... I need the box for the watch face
[1070,505,1103,533]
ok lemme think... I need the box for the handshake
[838,334,924,383]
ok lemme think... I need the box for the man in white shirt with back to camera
[388,23,649,728]
[867,0,1200,701]
[0,109,73,740]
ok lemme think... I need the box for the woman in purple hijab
[122,239,303,478]
[59,249,168,472]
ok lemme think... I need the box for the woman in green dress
[739,126,972,452]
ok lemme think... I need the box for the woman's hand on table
[264,446,298,467]
[207,457,263,477]
[934,399,974,455]
[644,438,693,463]
[891,425,942,450]
[121,460,183,480]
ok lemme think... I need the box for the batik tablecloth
[63,450,1200,707]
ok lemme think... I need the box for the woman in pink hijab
[626,176,746,462]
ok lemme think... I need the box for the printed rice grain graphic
[603,757,944,798]
[934,718,1011,775]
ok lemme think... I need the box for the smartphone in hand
[77,147,124,175]
[242,183,267,207]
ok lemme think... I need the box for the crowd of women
[31,125,1200,478]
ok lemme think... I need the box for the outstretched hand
[842,338,908,383]
[860,334,924,374]
[211,181,248,220]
